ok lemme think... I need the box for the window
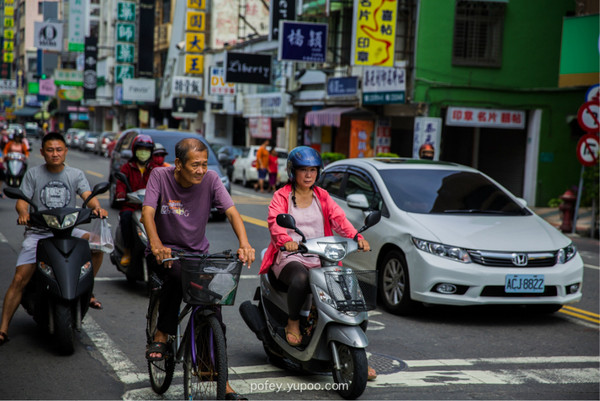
[452,0,506,67]
[319,171,345,197]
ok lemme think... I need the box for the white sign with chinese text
[0,79,17,95]
[413,117,441,160]
[172,76,203,98]
[209,67,235,96]
[446,107,526,129]
[122,78,155,102]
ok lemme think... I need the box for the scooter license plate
[504,274,545,293]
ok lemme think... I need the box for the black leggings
[277,261,310,321]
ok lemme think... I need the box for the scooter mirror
[365,210,381,228]
[83,181,110,208]
[276,213,297,229]
[3,187,38,212]
[114,171,132,192]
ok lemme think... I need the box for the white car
[319,158,584,315]
[232,145,289,187]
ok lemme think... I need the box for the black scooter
[109,172,149,288]
[4,182,110,355]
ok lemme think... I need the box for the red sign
[576,133,599,167]
[577,101,600,133]
[446,107,525,129]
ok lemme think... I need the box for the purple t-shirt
[143,166,234,252]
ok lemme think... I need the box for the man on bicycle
[141,137,254,400]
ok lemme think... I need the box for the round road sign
[577,101,600,133]
[576,133,599,167]
[585,84,600,102]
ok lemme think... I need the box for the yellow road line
[560,308,600,324]
[241,214,267,228]
[86,170,105,178]
[562,305,600,318]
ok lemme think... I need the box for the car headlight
[556,243,577,264]
[42,212,79,229]
[412,237,472,263]
[320,242,347,261]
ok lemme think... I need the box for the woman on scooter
[115,134,155,266]
[259,146,377,380]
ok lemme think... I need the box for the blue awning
[13,107,40,117]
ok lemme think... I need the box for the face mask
[136,149,151,162]
[153,155,165,165]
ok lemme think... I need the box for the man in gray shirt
[0,132,108,345]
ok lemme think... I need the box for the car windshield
[379,169,530,215]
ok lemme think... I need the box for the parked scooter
[240,197,381,400]
[3,182,110,355]
[109,171,149,287]
[4,151,27,187]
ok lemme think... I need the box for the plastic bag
[206,262,238,304]
[88,218,114,253]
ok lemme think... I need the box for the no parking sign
[577,100,600,133]
[576,133,599,167]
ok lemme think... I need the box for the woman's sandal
[284,328,302,347]
[367,365,377,381]
[0,331,9,346]
[89,294,103,310]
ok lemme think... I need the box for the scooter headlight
[319,242,347,261]
[42,212,80,229]
[42,215,61,229]
[38,261,55,278]
[62,212,79,228]
[80,261,92,278]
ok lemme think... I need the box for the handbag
[88,218,114,253]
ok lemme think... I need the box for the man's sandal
[0,331,9,346]
[89,294,103,310]
[145,342,169,361]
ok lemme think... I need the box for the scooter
[4,181,110,355]
[240,198,381,400]
[4,151,27,187]
[109,171,150,287]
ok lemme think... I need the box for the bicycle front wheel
[184,313,227,400]
[146,293,175,394]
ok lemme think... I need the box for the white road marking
[584,263,599,270]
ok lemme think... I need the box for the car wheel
[378,249,418,315]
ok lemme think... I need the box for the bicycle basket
[181,256,243,306]
[324,269,377,312]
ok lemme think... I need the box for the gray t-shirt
[20,164,90,233]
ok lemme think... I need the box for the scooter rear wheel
[331,342,368,400]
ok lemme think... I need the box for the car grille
[480,286,558,297]
[468,250,556,268]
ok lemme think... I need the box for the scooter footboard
[326,324,369,348]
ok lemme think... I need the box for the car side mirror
[346,193,370,210]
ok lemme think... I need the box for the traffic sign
[576,133,599,167]
[577,100,600,133]
[585,83,600,102]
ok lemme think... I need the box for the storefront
[243,92,292,148]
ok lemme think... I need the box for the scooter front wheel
[331,342,368,400]
[54,302,75,355]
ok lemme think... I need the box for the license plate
[505,274,545,293]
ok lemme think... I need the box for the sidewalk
[531,206,597,238]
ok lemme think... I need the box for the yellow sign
[3,17,15,28]
[4,0,14,4]
[4,6,14,16]
[352,0,397,67]
[58,87,84,101]
[186,11,205,31]
[185,32,205,53]
[4,28,14,40]
[187,0,205,10]
[3,41,14,51]
[185,54,204,74]
[2,53,14,63]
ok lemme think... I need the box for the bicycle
[145,250,243,400]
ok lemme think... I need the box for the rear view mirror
[346,193,370,210]
[276,213,296,229]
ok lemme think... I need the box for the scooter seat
[267,268,288,293]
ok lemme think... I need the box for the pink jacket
[259,184,363,274]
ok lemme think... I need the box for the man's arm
[224,205,255,268]
[81,190,108,218]
[142,205,173,267]
[16,199,29,225]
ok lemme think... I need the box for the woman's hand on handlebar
[283,241,299,252]
[152,245,173,268]
[357,239,370,252]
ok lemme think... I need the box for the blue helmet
[287,146,323,183]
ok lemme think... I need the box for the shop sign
[58,87,83,101]
[185,54,204,75]
[351,0,397,67]
[123,78,156,102]
[116,44,135,63]
[327,77,358,97]
[68,0,85,51]
[375,120,391,154]
[117,1,136,22]
[412,117,441,160]
[172,76,203,97]
[38,79,56,96]
[34,22,63,51]
[225,52,271,85]
[278,21,327,63]
[243,93,291,118]
[115,65,134,84]
[209,67,235,96]
[446,107,525,129]
[349,120,375,158]
[116,23,135,43]
[249,117,272,139]
[0,79,17,95]
[270,0,296,41]
[54,69,83,86]
[362,65,405,105]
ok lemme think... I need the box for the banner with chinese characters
[349,119,375,158]
[2,1,15,65]
[351,0,397,67]
[184,1,206,76]
[270,0,295,41]
[362,65,405,104]
[115,1,135,84]
[445,107,526,129]
[68,0,86,51]
[278,21,327,63]
[171,76,203,98]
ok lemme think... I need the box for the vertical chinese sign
[2,0,15,77]
[114,0,135,104]
[68,0,86,51]
[349,120,375,158]
[185,0,206,77]
[351,0,398,67]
